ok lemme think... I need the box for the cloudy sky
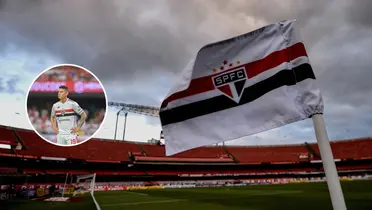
[0,0,371,146]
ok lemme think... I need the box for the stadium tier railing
[134,156,235,163]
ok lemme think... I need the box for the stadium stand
[135,144,233,163]
[1,125,371,164]
[45,169,90,175]
[0,167,18,173]
[0,127,17,146]
[0,125,371,185]
[1,126,371,206]
[226,145,309,163]
[141,144,228,158]
[329,139,372,160]
[15,129,141,162]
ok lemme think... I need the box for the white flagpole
[312,114,347,210]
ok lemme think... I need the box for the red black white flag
[160,20,323,156]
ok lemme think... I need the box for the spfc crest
[61,109,66,116]
[211,60,247,103]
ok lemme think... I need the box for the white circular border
[24,63,109,147]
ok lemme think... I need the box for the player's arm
[50,105,58,134]
[77,111,87,130]
[72,102,86,131]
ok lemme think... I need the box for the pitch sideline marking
[101,199,187,207]
[121,191,148,196]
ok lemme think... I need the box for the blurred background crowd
[28,104,105,136]
[35,66,97,82]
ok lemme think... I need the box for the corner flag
[160,20,323,156]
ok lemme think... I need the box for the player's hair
[59,85,68,91]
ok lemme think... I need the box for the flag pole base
[312,114,347,210]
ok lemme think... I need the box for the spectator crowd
[36,66,97,82]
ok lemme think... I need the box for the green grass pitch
[3,180,372,210]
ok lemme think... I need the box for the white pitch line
[121,191,148,196]
[101,199,187,207]
[247,190,304,196]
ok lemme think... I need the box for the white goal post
[74,173,101,210]
[74,174,96,195]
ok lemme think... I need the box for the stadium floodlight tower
[108,101,160,140]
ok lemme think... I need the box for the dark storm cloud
[0,1,330,79]
[0,0,191,80]
[1,0,372,140]
[346,0,372,27]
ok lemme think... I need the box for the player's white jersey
[51,98,84,135]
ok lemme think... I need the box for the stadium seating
[140,144,165,156]
[45,169,90,175]
[22,169,44,174]
[261,169,291,173]
[173,146,228,159]
[0,148,11,154]
[0,167,18,173]
[15,129,142,162]
[289,168,317,172]
[330,139,372,160]
[219,169,263,174]
[0,127,371,173]
[141,144,228,158]
[137,143,233,163]
[0,126,17,146]
[226,145,309,163]
[302,138,372,161]
[3,128,372,163]
[92,170,145,175]
[336,165,372,171]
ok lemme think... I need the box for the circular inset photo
[26,64,107,146]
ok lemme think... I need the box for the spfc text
[213,68,247,87]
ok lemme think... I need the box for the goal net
[73,173,101,210]
[73,174,96,196]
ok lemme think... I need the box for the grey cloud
[105,73,174,106]
[345,0,372,27]
[0,1,360,92]
[0,78,4,92]
[0,76,24,94]
[6,76,20,94]
[315,29,372,106]
[0,0,191,79]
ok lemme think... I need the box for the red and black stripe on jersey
[55,109,77,117]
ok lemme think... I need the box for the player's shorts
[57,133,78,145]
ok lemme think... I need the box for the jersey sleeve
[51,104,56,117]
[72,102,84,115]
